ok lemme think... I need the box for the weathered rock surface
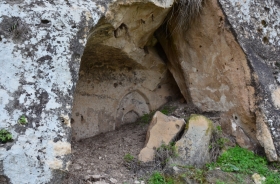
[138,111,185,162]
[0,0,176,183]
[157,0,280,161]
[157,0,257,151]
[218,0,280,161]
[170,115,213,168]
[1,0,280,183]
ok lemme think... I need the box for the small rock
[92,175,102,180]
[172,166,180,174]
[252,173,265,184]
[109,178,117,183]
[93,181,109,184]
[73,164,82,170]
[134,181,140,184]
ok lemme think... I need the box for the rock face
[0,0,177,183]
[157,0,280,161]
[138,111,185,162]
[0,0,280,183]
[170,115,213,168]
[218,0,280,161]
[157,0,257,151]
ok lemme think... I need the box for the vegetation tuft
[139,112,155,124]
[18,115,28,125]
[0,129,12,143]
[124,153,134,162]
[160,106,176,115]
[209,125,229,162]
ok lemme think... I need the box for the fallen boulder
[138,111,185,162]
[170,114,213,168]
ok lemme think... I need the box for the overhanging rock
[0,0,175,183]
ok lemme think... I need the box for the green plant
[178,165,206,183]
[124,153,134,162]
[208,146,280,184]
[148,172,174,184]
[160,106,176,115]
[139,112,155,124]
[0,129,12,143]
[18,115,28,125]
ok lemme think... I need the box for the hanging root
[168,0,204,32]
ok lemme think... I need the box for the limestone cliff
[0,0,280,183]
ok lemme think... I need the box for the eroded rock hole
[41,19,50,24]
[261,20,267,27]
[263,36,269,44]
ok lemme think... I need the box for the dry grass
[167,0,204,32]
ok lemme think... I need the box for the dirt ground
[64,122,149,184]
[63,100,221,184]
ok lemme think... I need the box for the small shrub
[178,165,206,184]
[0,129,12,143]
[124,153,134,162]
[155,142,178,168]
[209,125,228,162]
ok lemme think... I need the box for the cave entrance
[71,19,181,141]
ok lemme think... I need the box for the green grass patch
[208,146,280,184]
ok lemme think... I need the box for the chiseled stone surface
[0,0,175,183]
[219,0,280,161]
[138,111,185,162]
[171,115,213,168]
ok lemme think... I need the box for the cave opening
[71,19,182,141]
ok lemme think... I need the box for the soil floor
[63,100,221,184]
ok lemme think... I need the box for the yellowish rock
[138,111,185,162]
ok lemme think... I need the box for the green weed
[18,115,28,125]
[124,153,134,162]
[0,129,12,143]
[148,172,174,184]
[139,112,154,124]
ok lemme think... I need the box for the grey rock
[170,115,213,168]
